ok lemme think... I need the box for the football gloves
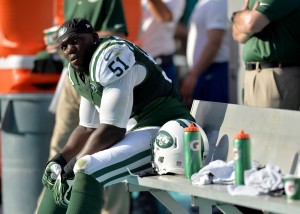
[53,157,76,207]
[42,153,67,191]
[42,162,62,190]
[53,173,74,208]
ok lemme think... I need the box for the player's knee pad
[74,155,92,174]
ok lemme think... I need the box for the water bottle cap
[235,130,250,139]
[184,123,199,132]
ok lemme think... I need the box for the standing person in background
[35,1,135,214]
[174,0,198,55]
[140,0,185,85]
[173,0,198,88]
[232,0,300,110]
[180,0,229,109]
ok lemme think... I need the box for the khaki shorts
[243,65,300,110]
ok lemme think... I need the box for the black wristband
[46,153,67,168]
[62,157,77,181]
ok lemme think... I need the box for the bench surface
[126,175,300,214]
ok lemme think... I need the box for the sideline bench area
[125,100,300,214]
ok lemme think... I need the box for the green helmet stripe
[175,119,189,128]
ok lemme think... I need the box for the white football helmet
[151,119,209,175]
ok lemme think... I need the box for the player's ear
[92,32,99,43]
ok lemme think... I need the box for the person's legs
[274,66,300,110]
[243,65,300,110]
[244,67,281,108]
[193,62,229,103]
[37,188,67,214]
[66,173,103,214]
[66,127,160,214]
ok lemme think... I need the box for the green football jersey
[69,36,194,129]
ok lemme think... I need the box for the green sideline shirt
[243,0,300,63]
[64,0,127,34]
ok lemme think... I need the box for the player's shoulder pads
[90,39,136,86]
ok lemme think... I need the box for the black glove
[62,157,76,181]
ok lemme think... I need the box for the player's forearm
[76,124,126,159]
[232,1,270,43]
[60,125,95,162]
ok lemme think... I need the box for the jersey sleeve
[255,0,300,21]
[79,96,100,128]
[100,64,147,128]
[90,40,136,86]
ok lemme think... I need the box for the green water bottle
[184,123,202,179]
[233,130,251,185]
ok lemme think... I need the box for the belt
[245,62,300,71]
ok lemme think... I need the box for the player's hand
[53,173,74,208]
[42,162,62,190]
[42,153,67,191]
[53,157,77,207]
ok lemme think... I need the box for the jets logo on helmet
[155,131,174,148]
[152,119,193,175]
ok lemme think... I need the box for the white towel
[245,164,283,193]
[228,164,284,196]
[191,159,284,196]
[191,160,235,185]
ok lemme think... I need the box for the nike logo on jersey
[104,48,124,61]
[104,50,113,61]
